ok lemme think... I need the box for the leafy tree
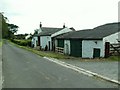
[1,14,9,38]
[8,24,19,39]
[8,23,19,34]
[0,13,19,39]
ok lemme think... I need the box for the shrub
[11,39,31,47]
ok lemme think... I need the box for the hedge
[11,39,31,47]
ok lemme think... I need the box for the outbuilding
[56,22,120,58]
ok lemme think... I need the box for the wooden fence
[110,43,120,55]
[55,47,64,54]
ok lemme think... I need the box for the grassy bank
[8,40,73,59]
[107,56,120,61]
[0,41,2,47]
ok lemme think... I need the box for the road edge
[43,57,120,85]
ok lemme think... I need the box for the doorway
[93,48,100,58]
[48,41,50,51]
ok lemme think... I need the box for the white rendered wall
[82,40,104,58]
[102,32,120,57]
[40,36,52,50]
[38,28,42,34]
[51,28,73,37]
[64,40,71,55]
[55,39,58,47]
[103,32,119,44]
[31,36,38,47]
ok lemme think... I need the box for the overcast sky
[0,0,119,34]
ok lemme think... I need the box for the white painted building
[31,22,75,50]
[25,34,32,40]
[31,35,38,48]
[38,27,74,50]
[40,36,51,50]
[56,22,120,58]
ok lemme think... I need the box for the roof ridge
[41,27,63,29]
[76,29,93,32]
[93,22,120,29]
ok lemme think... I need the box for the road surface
[2,41,118,88]
[0,45,2,89]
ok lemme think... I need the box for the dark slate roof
[38,27,63,36]
[56,22,120,40]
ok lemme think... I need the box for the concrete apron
[44,57,120,85]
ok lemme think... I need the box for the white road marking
[43,57,120,85]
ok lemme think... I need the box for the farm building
[31,23,75,50]
[56,22,120,58]
[31,35,38,48]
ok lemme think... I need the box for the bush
[11,39,31,47]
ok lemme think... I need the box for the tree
[1,13,19,39]
[7,23,19,39]
[8,23,19,34]
[2,16,19,39]
[1,14,9,38]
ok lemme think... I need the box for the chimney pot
[40,22,42,28]
[63,23,65,28]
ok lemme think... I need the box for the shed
[56,22,120,58]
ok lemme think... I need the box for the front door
[93,48,100,58]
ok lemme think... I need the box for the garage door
[70,39,82,57]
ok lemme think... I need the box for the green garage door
[57,39,64,48]
[70,39,82,57]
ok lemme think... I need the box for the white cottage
[31,22,75,50]
[56,22,120,58]
[38,26,74,51]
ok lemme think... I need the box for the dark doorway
[48,41,50,51]
[105,42,110,58]
[38,36,40,46]
[93,48,100,58]
[52,38,55,51]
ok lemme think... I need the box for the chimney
[63,23,66,28]
[40,22,42,28]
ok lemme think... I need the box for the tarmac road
[0,45,2,89]
[2,41,118,88]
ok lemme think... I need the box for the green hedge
[11,39,31,47]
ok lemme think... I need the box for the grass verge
[8,40,74,59]
[107,56,120,61]
[0,41,2,47]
